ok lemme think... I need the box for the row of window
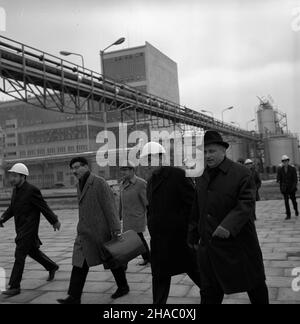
[19,145,88,157]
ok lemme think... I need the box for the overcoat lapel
[79,174,94,203]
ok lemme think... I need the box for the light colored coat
[120,175,148,233]
[72,173,121,268]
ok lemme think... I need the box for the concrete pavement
[0,199,300,304]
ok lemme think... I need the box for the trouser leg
[111,267,128,289]
[137,232,151,261]
[67,260,89,299]
[290,192,298,214]
[247,281,269,304]
[187,270,202,289]
[284,194,291,216]
[200,285,224,304]
[28,247,57,271]
[197,244,224,304]
[152,275,172,304]
[9,246,27,289]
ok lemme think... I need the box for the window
[68,146,75,152]
[37,148,45,155]
[6,152,17,156]
[28,150,36,156]
[58,147,66,153]
[77,145,87,152]
[57,171,64,182]
[47,148,56,155]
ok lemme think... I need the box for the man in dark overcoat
[57,157,129,304]
[188,131,269,304]
[140,141,201,304]
[0,163,61,297]
[277,155,299,220]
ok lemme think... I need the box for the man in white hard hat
[140,142,201,304]
[277,155,299,220]
[244,159,262,220]
[0,163,61,297]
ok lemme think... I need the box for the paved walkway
[0,199,300,304]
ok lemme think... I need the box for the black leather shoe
[2,288,21,297]
[285,216,291,220]
[111,286,130,299]
[47,265,59,282]
[296,211,299,217]
[138,260,150,266]
[57,295,81,304]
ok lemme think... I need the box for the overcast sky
[0,0,300,134]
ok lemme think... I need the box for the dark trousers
[137,232,151,261]
[152,270,201,304]
[9,245,57,289]
[68,260,128,299]
[200,281,269,304]
[283,192,298,217]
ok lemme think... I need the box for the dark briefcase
[103,230,147,269]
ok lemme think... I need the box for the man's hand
[187,232,199,251]
[113,231,122,240]
[53,221,61,231]
[212,226,230,239]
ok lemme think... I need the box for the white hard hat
[281,155,290,161]
[8,163,29,176]
[244,159,253,165]
[140,142,166,158]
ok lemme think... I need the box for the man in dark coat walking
[0,163,61,297]
[277,155,299,220]
[140,141,201,304]
[57,157,129,304]
[188,131,268,304]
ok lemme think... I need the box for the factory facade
[102,42,180,104]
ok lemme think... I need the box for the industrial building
[256,97,300,169]
[102,42,180,104]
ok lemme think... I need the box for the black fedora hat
[204,130,229,149]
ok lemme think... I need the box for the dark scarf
[79,171,90,192]
[207,158,226,184]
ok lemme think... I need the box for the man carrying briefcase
[57,157,129,304]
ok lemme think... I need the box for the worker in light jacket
[119,161,150,266]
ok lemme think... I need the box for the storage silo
[257,103,277,135]
[264,135,299,166]
[226,139,248,162]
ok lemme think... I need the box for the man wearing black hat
[188,130,268,304]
